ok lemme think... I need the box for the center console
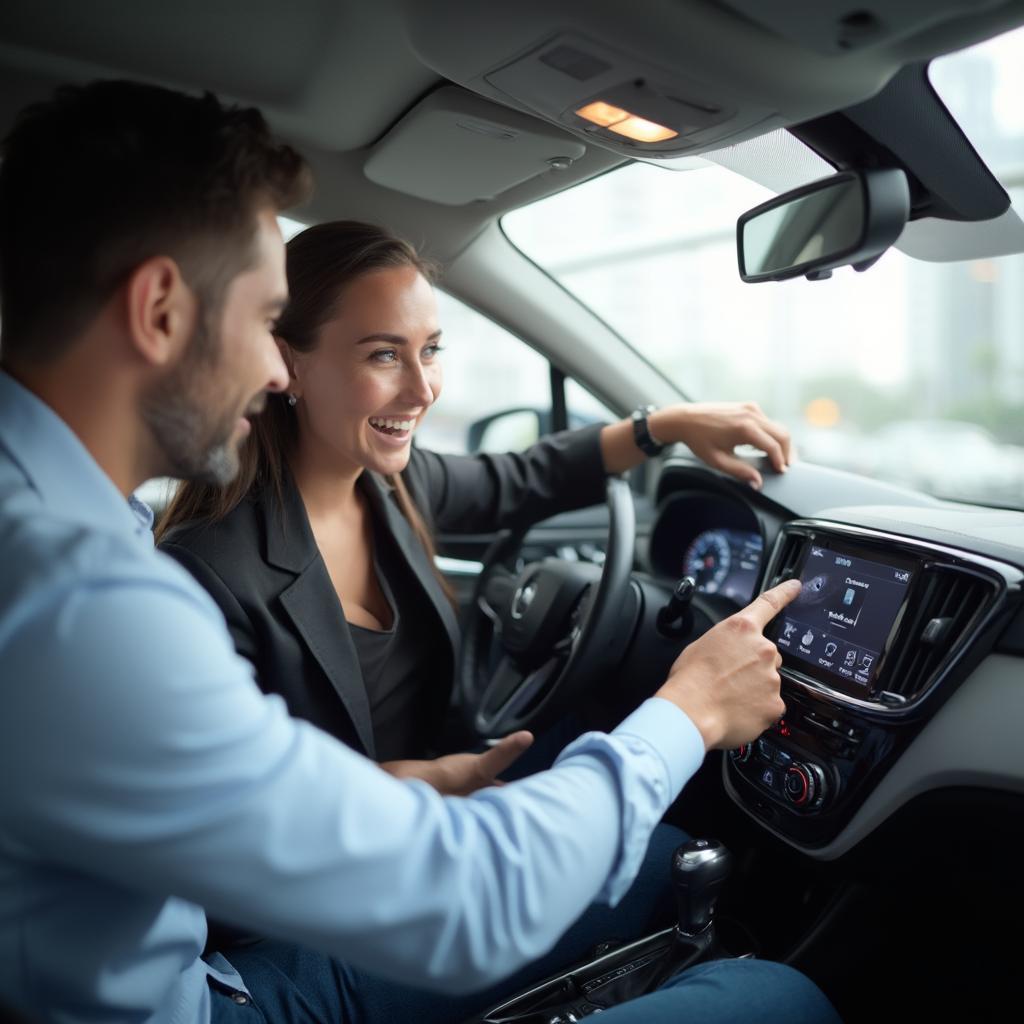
[725,520,1017,849]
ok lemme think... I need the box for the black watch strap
[631,404,664,457]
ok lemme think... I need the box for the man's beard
[141,319,247,486]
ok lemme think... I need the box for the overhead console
[403,0,1024,162]
[483,32,770,156]
[725,520,1022,850]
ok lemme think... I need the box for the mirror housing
[467,407,608,452]
[737,168,910,283]
[467,408,543,453]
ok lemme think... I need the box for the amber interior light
[607,116,678,143]
[574,101,630,127]
[575,101,677,142]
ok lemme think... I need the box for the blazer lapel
[361,473,461,661]
[263,476,377,759]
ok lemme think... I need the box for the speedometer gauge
[683,529,732,593]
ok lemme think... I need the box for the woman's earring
[287,394,297,407]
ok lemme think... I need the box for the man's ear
[125,257,196,367]
[275,336,302,398]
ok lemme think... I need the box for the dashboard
[648,460,1024,860]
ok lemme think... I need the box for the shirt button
[230,992,250,1005]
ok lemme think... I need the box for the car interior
[2,1,1024,1020]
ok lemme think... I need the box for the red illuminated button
[729,744,753,764]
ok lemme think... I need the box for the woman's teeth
[369,416,414,435]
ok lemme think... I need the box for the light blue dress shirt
[0,370,706,1023]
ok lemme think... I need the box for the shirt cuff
[612,696,706,796]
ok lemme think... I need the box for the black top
[350,524,442,760]
[160,426,608,760]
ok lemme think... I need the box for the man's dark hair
[0,79,312,365]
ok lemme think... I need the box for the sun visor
[364,88,587,205]
[896,206,1024,261]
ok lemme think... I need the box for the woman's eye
[370,349,398,363]
[423,344,445,361]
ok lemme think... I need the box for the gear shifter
[476,838,738,1022]
[639,838,735,996]
[672,838,733,939]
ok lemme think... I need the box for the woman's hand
[652,401,793,489]
[380,730,534,796]
[600,401,793,487]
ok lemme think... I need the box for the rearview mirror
[737,169,910,282]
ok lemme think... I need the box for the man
[0,80,838,1023]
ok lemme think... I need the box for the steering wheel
[458,476,639,739]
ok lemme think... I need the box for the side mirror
[467,408,545,453]
[737,168,910,282]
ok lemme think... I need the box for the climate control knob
[784,761,828,809]
[729,743,753,764]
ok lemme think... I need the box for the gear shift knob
[671,838,733,936]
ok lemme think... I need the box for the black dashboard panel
[726,520,1020,849]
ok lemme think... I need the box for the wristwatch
[631,404,665,457]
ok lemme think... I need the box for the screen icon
[783,621,798,640]
[858,654,875,672]
[801,630,814,646]
[843,587,856,606]
[844,649,857,667]
[824,641,838,658]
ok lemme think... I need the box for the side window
[416,290,616,455]
[566,377,616,431]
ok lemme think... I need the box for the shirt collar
[0,370,151,541]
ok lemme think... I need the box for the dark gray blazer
[160,426,607,759]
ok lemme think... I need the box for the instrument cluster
[648,492,764,606]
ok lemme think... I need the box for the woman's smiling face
[289,265,443,477]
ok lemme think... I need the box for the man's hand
[652,401,793,489]
[380,731,534,796]
[654,579,801,751]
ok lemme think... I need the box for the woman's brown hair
[156,220,452,600]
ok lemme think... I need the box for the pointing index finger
[746,579,802,628]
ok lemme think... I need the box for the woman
[157,220,792,788]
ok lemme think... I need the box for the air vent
[881,567,996,703]
[771,530,809,583]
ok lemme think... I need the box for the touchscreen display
[774,541,915,693]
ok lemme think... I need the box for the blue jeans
[213,950,838,1024]
[211,823,839,1023]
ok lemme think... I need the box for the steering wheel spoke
[478,565,518,625]
[459,478,638,739]
[474,656,564,737]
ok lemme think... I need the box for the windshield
[504,27,1024,509]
